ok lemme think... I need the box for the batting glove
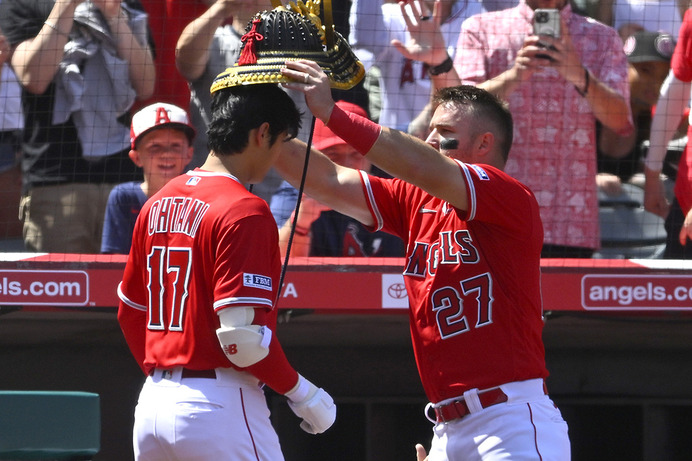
[285,374,336,434]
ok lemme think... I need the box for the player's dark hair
[207,84,302,155]
[433,85,514,163]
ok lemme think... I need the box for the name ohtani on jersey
[147,197,210,238]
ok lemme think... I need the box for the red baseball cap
[130,103,196,149]
[313,101,369,151]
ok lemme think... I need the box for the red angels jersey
[118,169,281,373]
[360,161,548,403]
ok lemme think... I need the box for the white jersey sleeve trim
[117,282,147,312]
[455,160,477,221]
[213,296,274,311]
[359,171,384,231]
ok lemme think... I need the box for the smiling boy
[101,103,195,254]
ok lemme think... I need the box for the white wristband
[285,375,312,403]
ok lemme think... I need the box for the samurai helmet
[210,0,365,93]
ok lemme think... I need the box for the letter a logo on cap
[155,107,172,125]
[131,102,196,149]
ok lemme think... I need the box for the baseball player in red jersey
[117,82,336,460]
[275,59,570,460]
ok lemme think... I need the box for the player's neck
[200,151,257,184]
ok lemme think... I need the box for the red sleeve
[459,163,541,239]
[212,214,280,311]
[117,300,147,375]
[245,333,299,395]
[673,9,692,82]
[359,173,413,238]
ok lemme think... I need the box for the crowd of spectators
[0,0,690,259]
[0,0,154,253]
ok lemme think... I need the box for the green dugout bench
[0,391,100,460]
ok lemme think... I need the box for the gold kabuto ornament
[210,0,364,93]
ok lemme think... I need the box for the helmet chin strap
[276,115,316,307]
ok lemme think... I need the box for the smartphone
[533,9,560,38]
[533,9,560,60]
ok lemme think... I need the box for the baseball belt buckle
[433,399,468,424]
[425,400,462,424]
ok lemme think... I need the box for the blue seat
[0,391,100,460]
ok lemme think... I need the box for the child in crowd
[101,103,195,254]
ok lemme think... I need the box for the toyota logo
[387,283,408,299]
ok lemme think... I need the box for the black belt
[149,368,217,379]
[181,369,216,379]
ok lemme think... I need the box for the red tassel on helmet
[238,18,264,66]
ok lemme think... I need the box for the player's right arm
[280,60,471,213]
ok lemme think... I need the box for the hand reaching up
[391,0,449,67]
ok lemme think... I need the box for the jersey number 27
[431,272,493,339]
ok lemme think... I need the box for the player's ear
[253,122,272,148]
[475,132,494,157]
[129,149,144,167]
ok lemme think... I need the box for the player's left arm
[466,164,542,241]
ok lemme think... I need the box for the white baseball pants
[426,379,571,461]
[133,367,284,461]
